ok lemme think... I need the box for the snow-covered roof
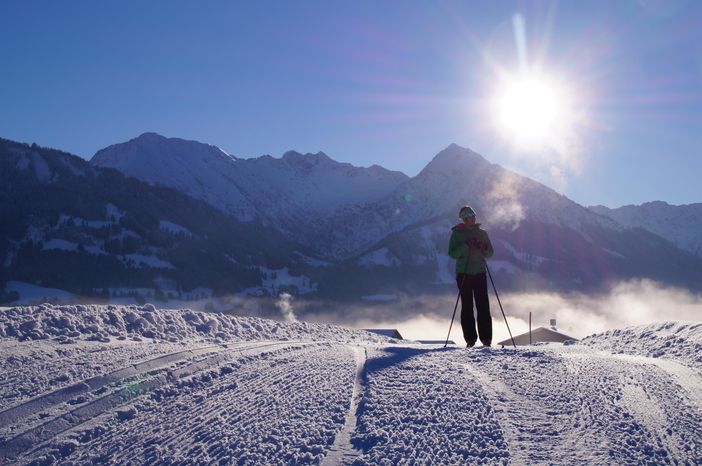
[364,329,403,339]
[497,326,577,346]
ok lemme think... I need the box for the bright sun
[493,73,574,151]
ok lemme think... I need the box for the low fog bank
[191,279,701,346]
[14,279,698,347]
[294,279,702,346]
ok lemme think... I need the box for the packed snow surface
[1,305,701,465]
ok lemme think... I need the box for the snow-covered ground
[1,305,701,464]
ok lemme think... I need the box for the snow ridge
[0,304,390,344]
[582,321,702,371]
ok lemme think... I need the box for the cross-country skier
[448,205,494,347]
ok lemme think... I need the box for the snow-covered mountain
[314,144,702,294]
[590,201,702,258]
[92,133,253,220]
[92,133,409,237]
[3,135,702,304]
[324,143,621,259]
[0,137,308,304]
[90,136,625,264]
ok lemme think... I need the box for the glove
[466,237,488,253]
[466,237,480,248]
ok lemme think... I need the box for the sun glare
[492,73,574,151]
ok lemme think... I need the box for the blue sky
[1,0,700,207]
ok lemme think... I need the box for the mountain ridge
[589,201,702,258]
[2,134,702,305]
[90,132,410,234]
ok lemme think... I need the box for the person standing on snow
[448,205,494,347]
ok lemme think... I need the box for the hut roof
[497,327,577,346]
[364,329,403,340]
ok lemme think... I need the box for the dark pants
[456,273,492,345]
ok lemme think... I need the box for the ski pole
[485,261,517,348]
[443,274,466,348]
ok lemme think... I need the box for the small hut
[497,319,577,346]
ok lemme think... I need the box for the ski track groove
[462,355,564,465]
[562,352,673,463]
[118,343,318,459]
[0,341,252,430]
[321,345,366,466]
[2,341,287,462]
[0,341,298,463]
[566,351,702,463]
[0,341,186,411]
[464,347,702,464]
[0,341,273,443]
[92,341,353,465]
[11,341,306,464]
[616,352,702,413]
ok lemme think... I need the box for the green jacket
[448,223,494,275]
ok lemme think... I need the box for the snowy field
[1,305,702,465]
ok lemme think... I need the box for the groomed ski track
[2,340,702,464]
[321,346,366,466]
[0,341,307,461]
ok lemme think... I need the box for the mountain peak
[121,132,171,147]
[282,150,303,160]
[641,200,672,209]
[92,133,235,167]
[135,132,165,141]
[441,143,486,159]
[90,132,236,182]
[419,143,490,177]
[282,150,332,163]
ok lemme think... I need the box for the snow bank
[0,304,390,344]
[582,321,702,371]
